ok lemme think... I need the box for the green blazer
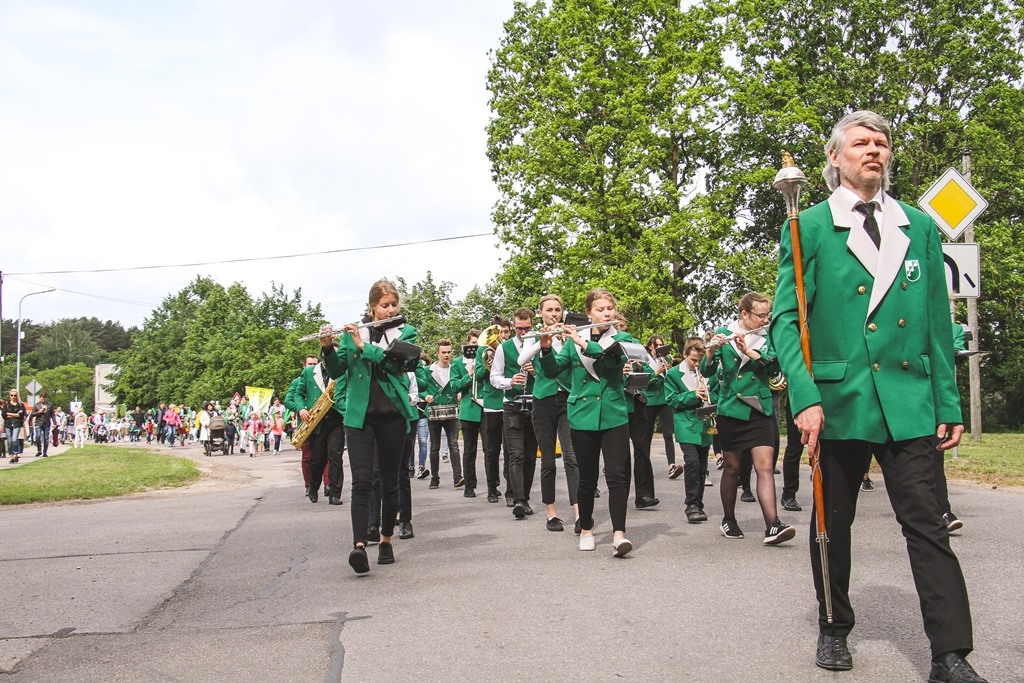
[322,323,418,429]
[283,364,345,436]
[474,344,504,411]
[770,193,961,442]
[538,331,629,431]
[525,340,571,400]
[418,362,460,405]
[700,325,778,421]
[450,357,482,422]
[663,363,713,447]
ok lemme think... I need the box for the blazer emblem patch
[904,259,921,282]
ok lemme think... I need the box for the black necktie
[369,326,385,344]
[320,365,329,385]
[855,202,881,248]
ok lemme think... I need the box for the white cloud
[0,1,514,330]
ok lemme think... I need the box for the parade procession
[3,1,1022,680]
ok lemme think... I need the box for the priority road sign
[919,168,988,241]
[942,243,981,299]
[26,379,42,395]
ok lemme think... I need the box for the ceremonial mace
[774,151,833,624]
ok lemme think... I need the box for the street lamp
[16,288,55,397]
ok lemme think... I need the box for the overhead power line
[8,232,493,276]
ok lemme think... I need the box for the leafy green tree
[31,319,105,370]
[396,272,457,355]
[35,363,95,413]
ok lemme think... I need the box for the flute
[297,315,406,343]
[704,324,768,350]
[521,322,613,339]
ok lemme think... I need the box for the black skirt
[716,411,775,451]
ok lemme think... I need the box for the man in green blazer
[771,110,983,682]
[418,339,464,490]
[285,353,347,505]
[450,329,482,497]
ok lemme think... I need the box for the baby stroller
[205,414,229,456]
[94,423,109,443]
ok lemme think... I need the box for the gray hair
[822,110,893,191]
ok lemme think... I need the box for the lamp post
[16,288,55,396]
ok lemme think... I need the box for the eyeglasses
[747,311,771,321]
[514,326,532,332]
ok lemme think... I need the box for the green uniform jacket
[700,325,778,421]
[770,195,961,442]
[283,365,347,436]
[538,334,629,431]
[643,357,670,407]
[450,357,482,422]
[322,324,418,429]
[495,338,534,402]
[417,363,460,405]
[663,363,713,447]
[474,344,504,411]
[524,340,571,400]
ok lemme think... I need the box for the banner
[246,386,274,414]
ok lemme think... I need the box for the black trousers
[428,417,462,483]
[812,437,973,658]
[347,414,407,545]
[533,393,579,506]
[370,423,414,528]
[460,419,481,491]
[681,442,710,508]
[310,410,345,497]
[503,405,537,504]
[628,401,655,503]
[572,424,631,532]
[781,399,803,499]
[644,403,676,465]
[481,412,505,494]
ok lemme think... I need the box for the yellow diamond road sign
[918,167,988,241]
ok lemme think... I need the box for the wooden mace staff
[774,152,833,624]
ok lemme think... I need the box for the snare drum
[513,394,535,413]
[428,404,459,421]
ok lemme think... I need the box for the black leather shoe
[929,652,988,683]
[636,496,660,509]
[505,494,515,508]
[454,476,465,488]
[781,496,802,512]
[574,518,582,534]
[348,546,369,574]
[464,488,476,498]
[740,490,756,503]
[523,502,534,516]
[329,496,343,505]
[377,542,395,565]
[308,489,318,503]
[815,634,853,671]
[487,490,499,503]
[546,517,564,532]
[398,521,414,540]
[512,502,526,519]
[366,525,381,545]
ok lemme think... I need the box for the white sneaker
[579,534,595,551]
[612,537,633,557]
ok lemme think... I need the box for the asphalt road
[1,438,1021,682]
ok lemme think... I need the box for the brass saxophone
[291,379,336,448]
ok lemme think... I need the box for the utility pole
[963,152,982,443]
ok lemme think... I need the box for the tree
[396,272,456,354]
[487,0,739,345]
[31,319,105,370]
[35,363,95,413]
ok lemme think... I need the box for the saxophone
[291,379,336,448]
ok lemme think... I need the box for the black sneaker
[715,456,724,470]
[816,634,853,671]
[781,496,802,512]
[416,467,430,480]
[574,518,582,535]
[486,489,500,503]
[429,479,440,489]
[943,511,964,532]
[348,546,370,574]
[740,490,756,503]
[861,477,874,492]
[546,517,564,532]
[721,518,744,539]
[764,520,796,545]
[463,488,476,498]
[454,476,465,488]
[377,542,395,565]
[512,502,526,520]
[366,525,381,545]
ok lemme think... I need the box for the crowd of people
[1,110,987,682]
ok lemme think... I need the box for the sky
[0,0,516,335]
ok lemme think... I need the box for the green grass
[0,446,201,505]
[944,432,1024,488]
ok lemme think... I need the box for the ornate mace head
[773,151,807,218]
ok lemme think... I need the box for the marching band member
[664,338,714,523]
[419,339,465,490]
[537,289,634,557]
[701,292,794,545]
[490,308,538,520]
[617,313,664,509]
[518,294,580,533]
[644,335,679,478]
[284,354,344,503]
[476,318,511,504]
[321,278,418,574]
[450,329,483,498]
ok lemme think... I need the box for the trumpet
[297,315,406,343]
[704,324,769,351]
[521,322,614,339]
